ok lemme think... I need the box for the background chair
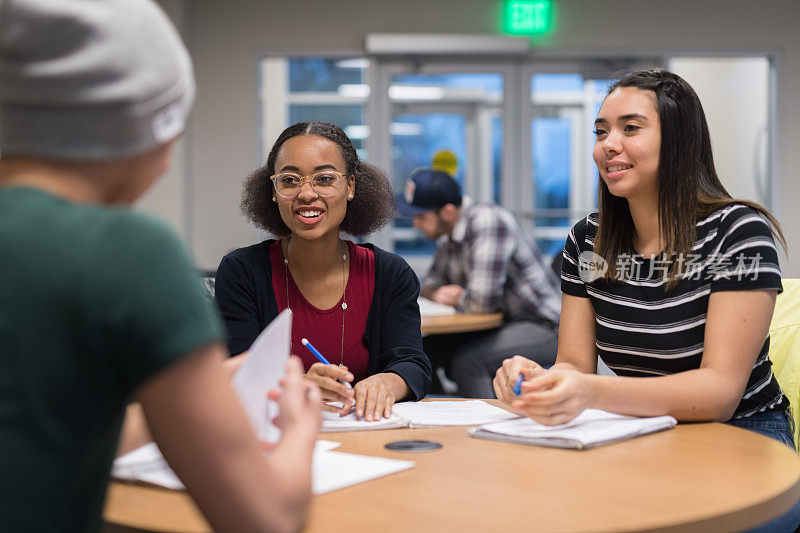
[768,278,800,451]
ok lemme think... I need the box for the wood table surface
[104,400,800,533]
[420,312,503,335]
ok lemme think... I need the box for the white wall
[670,57,769,204]
[157,0,800,275]
[135,0,188,239]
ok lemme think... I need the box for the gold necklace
[283,238,348,365]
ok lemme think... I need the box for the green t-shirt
[0,187,222,532]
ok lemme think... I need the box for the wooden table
[420,312,503,335]
[104,400,800,533]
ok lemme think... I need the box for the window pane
[391,113,467,189]
[529,73,611,256]
[532,116,570,212]
[393,73,503,94]
[289,104,365,154]
[288,58,366,93]
[532,73,584,93]
[492,114,503,203]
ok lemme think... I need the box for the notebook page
[391,400,519,428]
[471,409,676,449]
[320,409,407,432]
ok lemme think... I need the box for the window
[527,73,613,256]
[259,57,369,161]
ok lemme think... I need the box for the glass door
[389,73,504,259]
[369,59,511,274]
[519,67,649,259]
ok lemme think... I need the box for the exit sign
[504,0,553,35]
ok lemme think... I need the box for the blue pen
[301,338,352,389]
[513,373,524,396]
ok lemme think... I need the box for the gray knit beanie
[0,0,195,160]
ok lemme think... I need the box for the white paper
[417,297,457,317]
[231,309,292,443]
[112,439,414,495]
[320,408,407,432]
[470,408,677,449]
[311,449,414,495]
[315,439,342,452]
[391,400,518,428]
[111,442,183,490]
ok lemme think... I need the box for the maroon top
[270,240,375,381]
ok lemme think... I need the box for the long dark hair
[241,121,396,236]
[594,68,785,288]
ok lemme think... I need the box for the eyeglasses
[270,171,345,198]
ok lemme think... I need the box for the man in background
[398,168,561,397]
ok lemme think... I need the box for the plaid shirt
[422,197,561,324]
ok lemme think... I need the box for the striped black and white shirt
[561,204,785,420]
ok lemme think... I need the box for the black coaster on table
[385,440,443,452]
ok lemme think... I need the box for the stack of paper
[468,408,677,449]
[321,400,518,431]
[112,440,415,495]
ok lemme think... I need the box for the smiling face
[272,134,355,242]
[593,87,661,203]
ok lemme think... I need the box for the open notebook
[468,409,677,449]
[321,400,518,431]
[112,440,414,495]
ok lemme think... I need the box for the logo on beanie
[152,102,185,143]
[404,180,417,205]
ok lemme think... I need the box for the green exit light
[503,0,553,35]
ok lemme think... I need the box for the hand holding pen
[492,355,547,404]
[302,338,356,416]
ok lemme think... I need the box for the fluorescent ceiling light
[337,84,371,98]
[366,33,529,55]
[389,122,424,136]
[388,85,444,101]
[344,125,371,140]
[335,58,370,69]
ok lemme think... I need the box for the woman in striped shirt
[494,69,792,446]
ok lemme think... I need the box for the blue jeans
[726,410,800,532]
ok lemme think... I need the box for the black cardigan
[215,240,431,401]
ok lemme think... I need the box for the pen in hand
[513,373,524,396]
[301,338,353,390]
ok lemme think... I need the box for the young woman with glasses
[216,122,432,421]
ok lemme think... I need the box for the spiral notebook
[468,409,677,450]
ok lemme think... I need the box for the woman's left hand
[349,373,408,421]
[511,368,596,426]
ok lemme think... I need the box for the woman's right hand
[493,355,546,404]
[305,362,355,415]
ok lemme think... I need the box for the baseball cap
[396,168,462,217]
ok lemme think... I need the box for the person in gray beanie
[0,1,320,531]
